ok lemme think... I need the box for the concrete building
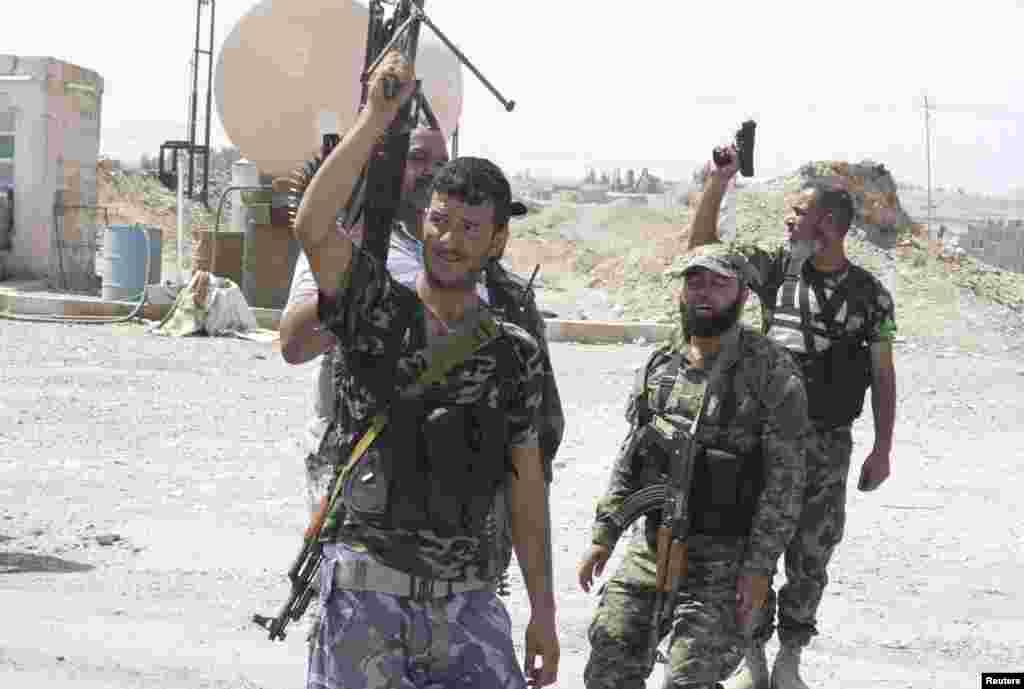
[961,219,1024,273]
[0,55,104,290]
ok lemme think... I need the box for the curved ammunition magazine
[609,483,669,533]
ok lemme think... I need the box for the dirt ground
[1,303,1022,688]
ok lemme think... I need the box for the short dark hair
[804,183,855,231]
[432,156,525,227]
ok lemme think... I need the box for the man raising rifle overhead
[292,50,560,689]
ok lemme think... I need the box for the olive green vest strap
[416,312,500,388]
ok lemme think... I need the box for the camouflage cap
[681,243,761,287]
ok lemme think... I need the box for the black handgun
[713,120,757,177]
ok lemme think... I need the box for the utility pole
[187,0,215,207]
[923,93,934,239]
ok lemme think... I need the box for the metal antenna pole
[923,93,934,240]
[185,0,215,207]
[201,0,216,208]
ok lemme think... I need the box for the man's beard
[789,238,821,264]
[685,295,744,338]
[423,251,483,291]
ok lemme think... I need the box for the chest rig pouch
[688,447,764,537]
[794,339,870,428]
[340,328,515,540]
[635,349,765,546]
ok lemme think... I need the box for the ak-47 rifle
[250,511,326,641]
[608,369,713,669]
[253,0,516,642]
[343,0,516,265]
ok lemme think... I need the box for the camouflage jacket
[590,324,809,575]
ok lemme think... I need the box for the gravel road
[1,318,1022,688]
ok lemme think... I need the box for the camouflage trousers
[585,532,773,689]
[307,544,526,689]
[766,425,854,648]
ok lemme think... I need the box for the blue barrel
[101,224,163,302]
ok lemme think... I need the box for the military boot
[720,641,770,689]
[770,644,810,689]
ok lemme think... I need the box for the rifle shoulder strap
[635,348,674,427]
[655,351,685,414]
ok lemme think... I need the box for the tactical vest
[340,393,510,536]
[635,351,765,540]
[336,312,517,571]
[763,257,873,429]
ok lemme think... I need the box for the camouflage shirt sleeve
[590,429,644,551]
[485,261,565,479]
[742,348,809,574]
[590,350,670,552]
[742,243,788,305]
[515,288,564,479]
[504,326,546,450]
[865,279,898,344]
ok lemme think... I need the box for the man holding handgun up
[292,50,559,689]
[689,143,898,689]
[578,243,809,689]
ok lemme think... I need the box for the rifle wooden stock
[666,540,688,592]
[304,495,330,541]
[654,526,672,591]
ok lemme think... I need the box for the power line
[923,93,935,239]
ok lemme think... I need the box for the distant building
[577,183,608,204]
[632,167,664,194]
[961,219,1024,273]
[0,55,104,289]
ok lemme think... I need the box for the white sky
[7,0,1024,194]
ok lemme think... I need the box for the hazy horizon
[8,1,1024,198]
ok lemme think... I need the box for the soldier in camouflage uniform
[281,120,563,523]
[578,244,810,689]
[689,145,898,689]
[290,51,559,689]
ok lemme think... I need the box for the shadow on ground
[0,551,95,575]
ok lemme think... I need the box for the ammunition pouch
[796,340,871,429]
[689,448,763,537]
[340,397,508,539]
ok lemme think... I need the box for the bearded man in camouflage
[690,145,898,689]
[578,244,809,689]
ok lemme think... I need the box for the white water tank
[215,0,465,179]
[230,159,260,234]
